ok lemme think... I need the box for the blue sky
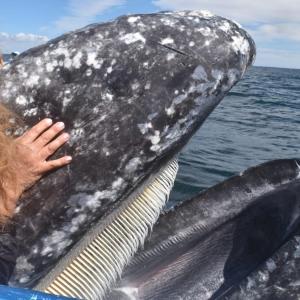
[1,0,299,69]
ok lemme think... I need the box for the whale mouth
[34,159,178,299]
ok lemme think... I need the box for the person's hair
[0,104,23,224]
[0,52,4,68]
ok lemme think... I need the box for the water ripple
[170,66,300,205]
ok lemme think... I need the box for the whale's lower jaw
[34,160,178,299]
[107,159,300,300]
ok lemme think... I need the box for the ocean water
[170,66,300,205]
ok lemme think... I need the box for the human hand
[10,118,72,200]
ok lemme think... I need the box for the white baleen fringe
[43,159,179,300]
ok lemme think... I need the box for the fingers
[18,118,53,144]
[40,156,72,173]
[40,132,70,159]
[34,121,65,149]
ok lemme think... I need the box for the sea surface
[170,66,300,206]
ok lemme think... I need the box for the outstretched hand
[11,118,72,201]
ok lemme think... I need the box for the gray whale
[0,10,255,298]
[108,159,300,299]
[227,224,300,299]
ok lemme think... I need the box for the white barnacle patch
[63,96,72,108]
[69,128,85,145]
[16,64,25,74]
[52,46,69,57]
[231,35,250,55]
[137,122,152,135]
[192,65,208,81]
[24,107,38,117]
[227,68,240,87]
[84,194,102,210]
[125,157,141,174]
[79,182,124,204]
[35,57,42,66]
[148,130,160,145]
[107,66,113,74]
[212,69,224,89]
[148,112,158,120]
[4,81,12,90]
[105,92,114,101]
[174,94,187,105]
[165,105,175,116]
[102,146,110,156]
[15,256,34,284]
[25,74,40,87]
[16,95,28,106]
[44,78,51,86]
[127,16,140,23]
[176,10,214,18]
[197,10,214,18]
[1,89,10,99]
[131,82,140,90]
[62,89,73,108]
[72,214,86,226]
[196,27,211,36]
[120,32,146,44]
[112,177,124,189]
[41,230,72,257]
[161,17,176,27]
[64,57,72,69]
[67,214,87,233]
[45,61,58,72]
[115,287,139,299]
[87,52,103,69]
[72,51,83,69]
[166,52,176,61]
[220,21,231,33]
[160,37,174,45]
[266,259,277,273]
[144,82,151,90]
[86,68,93,76]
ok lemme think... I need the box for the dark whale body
[0,10,255,293]
[227,226,300,300]
[108,159,300,299]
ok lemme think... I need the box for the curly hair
[0,104,23,224]
[0,52,4,68]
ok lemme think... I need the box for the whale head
[0,10,255,299]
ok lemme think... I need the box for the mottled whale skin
[0,11,255,287]
[108,159,300,300]
[227,226,300,300]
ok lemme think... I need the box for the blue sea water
[170,66,300,205]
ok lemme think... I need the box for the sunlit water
[170,66,300,206]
